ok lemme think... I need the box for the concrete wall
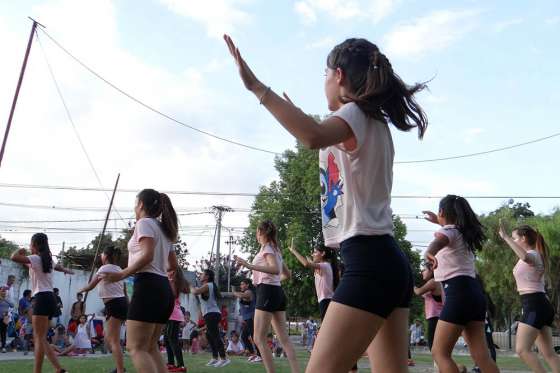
[1,259,240,330]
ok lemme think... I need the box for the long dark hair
[439,195,486,252]
[315,246,340,290]
[102,245,121,265]
[31,233,53,273]
[201,269,221,301]
[513,225,550,279]
[257,220,278,250]
[137,189,178,242]
[171,269,190,298]
[327,38,428,139]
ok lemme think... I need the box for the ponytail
[439,195,486,252]
[327,38,428,139]
[31,233,53,273]
[171,269,190,298]
[535,232,550,278]
[257,220,279,250]
[137,189,178,242]
[160,193,178,243]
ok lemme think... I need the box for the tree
[240,142,421,319]
[0,236,18,259]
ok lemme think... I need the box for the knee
[515,345,531,358]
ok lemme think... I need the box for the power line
[36,31,127,224]
[2,182,560,200]
[38,28,280,156]
[37,29,560,163]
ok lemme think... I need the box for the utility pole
[211,206,232,288]
[1,18,44,167]
[225,234,236,292]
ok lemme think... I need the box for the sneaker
[247,356,255,362]
[169,367,186,372]
[206,359,219,367]
[214,359,231,368]
[2,348,6,353]
[407,359,415,366]
[167,364,176,370]
[251,356,262,363]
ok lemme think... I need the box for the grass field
[0,350,539,372]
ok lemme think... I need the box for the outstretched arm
[498,219,534,264]
[223,35,355,150]
[288,240,320,271]
[414,279,436,296]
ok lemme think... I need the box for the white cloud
[493,18,524,33]
[294,0,399,25]
[463,128,485,144]
[306,36,335,49]
[383,9,479,58]
[159,0,252,38]
[0,0,290,262]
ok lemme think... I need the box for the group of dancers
[8,34,559,373]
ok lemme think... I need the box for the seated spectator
[51,325,70,353]
[58,315,92,356]
[226,331,245,356]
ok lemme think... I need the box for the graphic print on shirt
[320,152,343,227]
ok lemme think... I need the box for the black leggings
[0,322,6,348]
[164,320,184,367]
[204,312,226,359]
[241,318,260,356]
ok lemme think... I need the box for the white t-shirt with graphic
[320,102,394,247]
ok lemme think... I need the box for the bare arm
[424,234,449,269]
[249,253,280,275]
[289,245,320,270]
[232,290,252,302]
[122,237,155,278]
[54,263,74,275]
[498,220,533,263]
[280,262,291,281]
[191,283,209,296]
[414,279,436,296]
[10,248,30,265]
[223,35,355,150]
[78,276,102,294]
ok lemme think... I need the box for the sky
[0,0,559,267]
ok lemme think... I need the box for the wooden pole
[0,18,44,167]
[83,173,120,303]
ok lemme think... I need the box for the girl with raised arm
[11,233,73,373]
[499,222,560,373]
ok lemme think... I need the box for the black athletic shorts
[105,297,128,321]
[331,235,413,318]
[256,284,286,312]
[33,291,57,318]
[319,298,331,321]
[440,276,486,326]
[520,292,555,330]
[127,272,174,324]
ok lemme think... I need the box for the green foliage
[241,142,420,319]
[0,236,19,258]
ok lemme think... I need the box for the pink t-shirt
[513,250,545,294]
[27,255,53,295]
[314,262,334,303]
[252,244,282,286]
[433,225,476,282]
[128,218,172,277]
[169,298,183,322]
[423,291,444,319]
[96,264,125,299]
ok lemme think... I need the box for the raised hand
[224,34,263,92]
[422,210,439,225]
[233,255,249,268]
[498,219,508,240]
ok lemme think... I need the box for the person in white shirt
[104,189,180,373]
[79,246,127,373]
[225,34,428,372]
[226,331,245,356]
[11,233,73,373]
